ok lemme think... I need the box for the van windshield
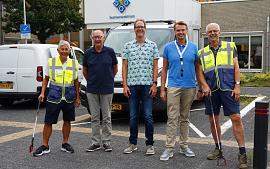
[105,28,173,56]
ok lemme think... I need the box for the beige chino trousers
[165,87,196,149]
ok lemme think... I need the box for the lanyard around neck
[174,40,189,66]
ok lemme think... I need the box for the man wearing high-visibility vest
[197,23,247,169]
[33,40,80,157]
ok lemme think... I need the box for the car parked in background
[0,44,84,106]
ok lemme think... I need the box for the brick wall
[201,0,270,72]
[201,0,270,32]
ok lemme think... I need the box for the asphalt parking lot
[0,97,269,169]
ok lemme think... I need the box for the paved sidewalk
[241,87,270,97]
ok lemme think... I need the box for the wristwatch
[235,81,240,85]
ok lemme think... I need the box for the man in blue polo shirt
[160,21,199,161]
[83,30,118,152]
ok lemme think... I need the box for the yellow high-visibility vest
[198,41,236,91]
[47,56,78,103]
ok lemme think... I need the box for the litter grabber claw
[216,149,227,166]
[208,96,227,166]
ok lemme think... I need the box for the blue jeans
[128,85,154,146]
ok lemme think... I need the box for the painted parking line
[71,126,257,149]
[0,113,91,144]
[189,122,206,138]
[208,96,266,137]
[0,96,268,149]
[69,108,208,137]
[71,121,92,126]
[189,107,208,138]
[0,129,34,144]
[0,119,267,149]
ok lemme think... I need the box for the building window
[221,37,231,42]
[233,36,249,69]
[203,34,263,71]
[251,36,262,69]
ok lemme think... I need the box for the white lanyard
[174,40,188,66]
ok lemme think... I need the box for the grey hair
[206,23,220,33]
[58,40,70,49]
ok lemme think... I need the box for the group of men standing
[32,19,248,169]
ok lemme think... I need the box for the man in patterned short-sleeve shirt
[122,19,159,155]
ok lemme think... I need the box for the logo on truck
[113,0,130,13]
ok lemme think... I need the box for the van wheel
[0,99,14,107]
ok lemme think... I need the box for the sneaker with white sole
[33,145,50,157]
[160,149,174,161]
[123,144,137,154]
[103,143,112,152]
[146,145,155,155]
[179,147,195,157]
[86,144,101,152]
[61,143,74,153]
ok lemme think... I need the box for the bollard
[253,101,269,169]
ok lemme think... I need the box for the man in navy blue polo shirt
[83,30,118,152]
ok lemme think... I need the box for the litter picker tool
[29,101,41,153]
[209,96,227,166]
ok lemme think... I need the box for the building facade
[201,0,270,72]
[1,0,269,73]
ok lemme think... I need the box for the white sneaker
[160,149,174,161]
[123,144,137,154]
[146,145,155,155]
[179,147,195,157]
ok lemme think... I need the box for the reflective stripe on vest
[199,41,235,91]
[50,57,77,83]
[50,81,74,87]
[47,56,78,103]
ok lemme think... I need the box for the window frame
[202,31,264,72]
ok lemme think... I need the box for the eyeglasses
[135,26,145,29]
[92,36,103,39]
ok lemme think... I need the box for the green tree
[2,0,85,43]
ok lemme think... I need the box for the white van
[0,44,84,106]
[80,21,175,119]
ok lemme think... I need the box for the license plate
[112,104,122,111]
[0,82,13,89]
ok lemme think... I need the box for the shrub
[240,72,270,87]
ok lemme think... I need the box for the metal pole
[79,30,84,51]
[0,1,3,45]
[79,0,84,50]
[253,101,269,169]
[23,0,27,44]
[265,16,269,72]
[68,32,70,42]
[60,34,64,40]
